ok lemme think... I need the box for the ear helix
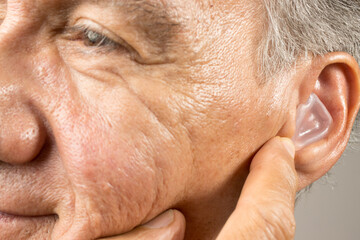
[292,93,333,150]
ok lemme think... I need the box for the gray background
[295,149,360,240]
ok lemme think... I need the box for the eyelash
[63,22,142,63]
[68,25,121,51]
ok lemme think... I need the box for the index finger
[217,137,298,240]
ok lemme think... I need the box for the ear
[280,52,360,190]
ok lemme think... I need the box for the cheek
[74,134,159,231]
[51,87,189,236]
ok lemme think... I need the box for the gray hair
[260,0,360,147]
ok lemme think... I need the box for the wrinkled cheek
[51,112,160,238]
[49,86,187,238]
[67,136,159,235]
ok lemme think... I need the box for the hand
[99,137,298,240]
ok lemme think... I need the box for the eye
[82,28,117,48]
[84,29,105,46]
[62,20,142,62]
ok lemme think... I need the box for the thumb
[217,137,298,240]
[99,210,186,240]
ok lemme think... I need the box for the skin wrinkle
[0,0,359,240]
[102,87,167,226]
[91,0,182,54]
[22,0,183,63]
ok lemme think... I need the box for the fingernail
[143,210,174,229]
[280,138,296,159]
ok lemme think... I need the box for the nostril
[0,111,46,165]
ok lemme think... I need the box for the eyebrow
[96,0,181,52]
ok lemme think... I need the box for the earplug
[292,93,333,150]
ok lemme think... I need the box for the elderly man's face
[0,0,289,239]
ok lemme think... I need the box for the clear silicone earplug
[292,93,333,150]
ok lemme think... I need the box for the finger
[217,137,298,240]
[98,209,186,240]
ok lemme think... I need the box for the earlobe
[285,52,360,190]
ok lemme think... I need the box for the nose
[0,2,49,165]
[0,87,46,165]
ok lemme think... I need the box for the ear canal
[292,93,333,150]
